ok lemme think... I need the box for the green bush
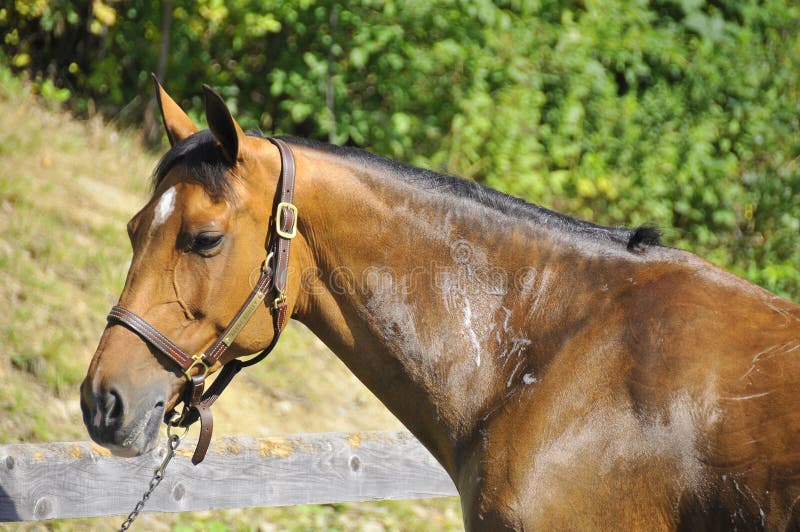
[2,0,799,297]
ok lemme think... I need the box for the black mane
[152,132,660,252]
[279,136,660,252]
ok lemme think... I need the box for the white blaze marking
[152,186,177,229]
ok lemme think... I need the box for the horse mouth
[110,446,144,458]
[104,402,165,457]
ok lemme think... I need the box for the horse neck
[286,144,636,475]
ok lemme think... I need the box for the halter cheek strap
[107,137,296,464]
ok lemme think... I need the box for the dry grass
[0,71,462,531]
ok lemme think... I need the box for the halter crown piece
[107,138,297,464]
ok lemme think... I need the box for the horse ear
[151,74,198,146]
[203,84,246,164]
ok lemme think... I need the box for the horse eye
[191,233,224,254]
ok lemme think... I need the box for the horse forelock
[151,129,236,201]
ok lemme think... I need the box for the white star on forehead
[152,186,177,229]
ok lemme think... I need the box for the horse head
[80,80,294,457]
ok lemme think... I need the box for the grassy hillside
[0,71,462,530]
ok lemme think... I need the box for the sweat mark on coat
[497,307,533,388]
[525,392,717,507]
[463,298,482,367]
[740,340,800,382]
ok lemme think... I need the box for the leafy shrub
[2,0,799,297]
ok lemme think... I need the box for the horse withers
[81,80,800,530]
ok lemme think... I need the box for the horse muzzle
[80,378,166,456]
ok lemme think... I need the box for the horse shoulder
[458,381,686,530]
[623,252,800,526]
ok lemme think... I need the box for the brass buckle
[273,291,287,311]
[184,354,211,380]
[275,202,298,239]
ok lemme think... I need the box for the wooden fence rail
[0,430,458,522]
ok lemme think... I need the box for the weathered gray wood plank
[0,430,458,521]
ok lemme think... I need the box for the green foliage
[438,0,800,298]
[2,0,799,297]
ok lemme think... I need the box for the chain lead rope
[118,431,182,531]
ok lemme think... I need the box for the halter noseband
[106,138,297,464]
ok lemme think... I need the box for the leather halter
[107,137,297,464]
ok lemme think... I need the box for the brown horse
[81,81,800,530]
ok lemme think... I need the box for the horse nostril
[104,388,124,427]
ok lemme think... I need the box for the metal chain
[118,431,182,531]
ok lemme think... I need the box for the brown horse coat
[81,83,800,530]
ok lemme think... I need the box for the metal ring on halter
[167,421,189,440]
[166,411,190,438]
[264,251,275,274]
[183,354,211,380]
